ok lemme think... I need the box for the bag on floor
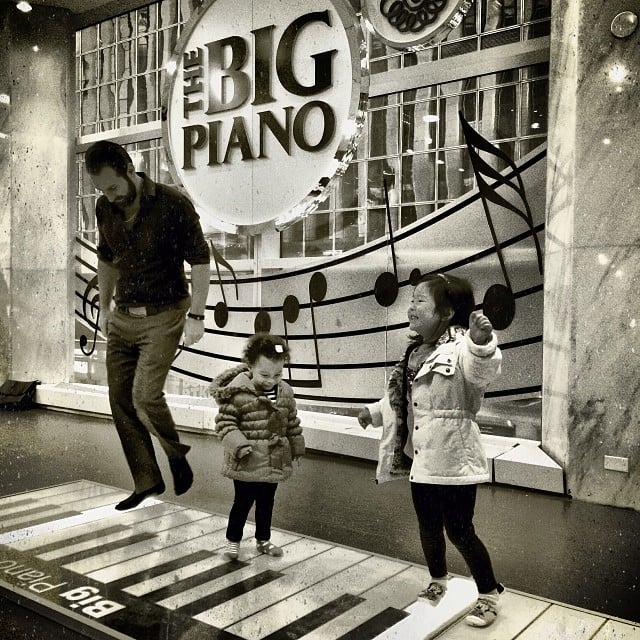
[0,379,40,411]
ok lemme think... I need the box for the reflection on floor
[0,481,637,640]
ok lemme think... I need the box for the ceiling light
[17,1,32,12]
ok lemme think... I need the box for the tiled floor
[0,480,638,640]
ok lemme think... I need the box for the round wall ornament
[362,0,474,50]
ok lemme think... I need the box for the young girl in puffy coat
[358,273,504,628]
[210,333,305,559]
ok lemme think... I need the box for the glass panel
[482,0,510,31]
[368,107,399,158]
[80,25,98,52]
[281,220,304,258]
[335,210,362,252]
[479,84,517,141]
[98,19,114,46]
[98,84,116,127]
[408,203,436,221]
[80,89,98,134]
[159,27,179,68]
[403,100,437,153]
[335,162,359,209]
[221,233,251,260]
[524,0,551,21]
[524,19,551,38]
[118,13,133,39]
[402,152,436,203]
[412,47,438,66]
[366,207,386,242]
[520,136,545,157]
[81,52,99,88]
[117,39,135,79]
[521,78,548,136]
[304,212,332,257]
[99,46,116,83]
[117,79,135,127]
[367,158,399,206]
[137,33,157,74]
[522,62,549,81]
[440,94,466,148]
[438,148,472,200]
[159,0,179,27]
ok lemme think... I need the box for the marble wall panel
[9,268,71,381]
[2,4,74,383]
[544,0,640,509]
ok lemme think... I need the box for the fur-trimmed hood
[210,364,259,405]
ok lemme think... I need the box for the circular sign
[162,0,368,234]
[362,0,474,50]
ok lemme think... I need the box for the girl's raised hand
[469,310,493,345]
[358,407,373,429]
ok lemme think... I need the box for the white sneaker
[418,575,451,604]
[224,540,240,559]
[256,539,283,556]
[465,586,503,627]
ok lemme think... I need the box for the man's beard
[114,176,137,209]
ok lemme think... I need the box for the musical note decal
[374,172,400,307]
[79,275,100,356]
[279,272,326,388]
[459,111,543,330]
[254,310,271,333]
[209,240,239,328]
[74,143,547,408]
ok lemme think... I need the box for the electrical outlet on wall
[604,455,629,473]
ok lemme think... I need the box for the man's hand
[469,310,493,345]
[98,306,112,336]
[183,317,205,346]
[358,407,373,429]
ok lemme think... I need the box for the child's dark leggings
[410,482,499,594]
[226,480,278,543]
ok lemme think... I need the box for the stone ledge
[35,383,564,494]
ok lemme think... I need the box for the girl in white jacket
[358,273,504,628]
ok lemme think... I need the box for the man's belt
[116,300,186,317]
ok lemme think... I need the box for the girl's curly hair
[243,333,290,365]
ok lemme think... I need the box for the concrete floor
[0,408,639,637]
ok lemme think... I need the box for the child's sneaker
[418,575,450,604]
[465,585,504,627]
[224,540,240,560]
[256,540,283,556]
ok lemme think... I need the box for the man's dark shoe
[115,481,165,511]
[169,456,193,495]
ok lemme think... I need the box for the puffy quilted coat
[210,364,305,482]
[367,328,501,485]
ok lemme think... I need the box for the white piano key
[228,554,409,640]
[194,545,368,628]
[515,604,606,640]
[87,517,234,584]
[158,535,328,611]
[7,502,183,550]
[299,565,429,640]
[62,514,227,574]
[0,481,91,506]
[438,590,550,639]
[35,509,221,561]
[122,529,241,596]
[372,576,478,640]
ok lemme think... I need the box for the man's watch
[187,312,205,321]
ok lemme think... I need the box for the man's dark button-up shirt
[96,173,210,306]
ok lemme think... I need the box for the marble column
[543,0,640,509]
[0,5,74,384]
